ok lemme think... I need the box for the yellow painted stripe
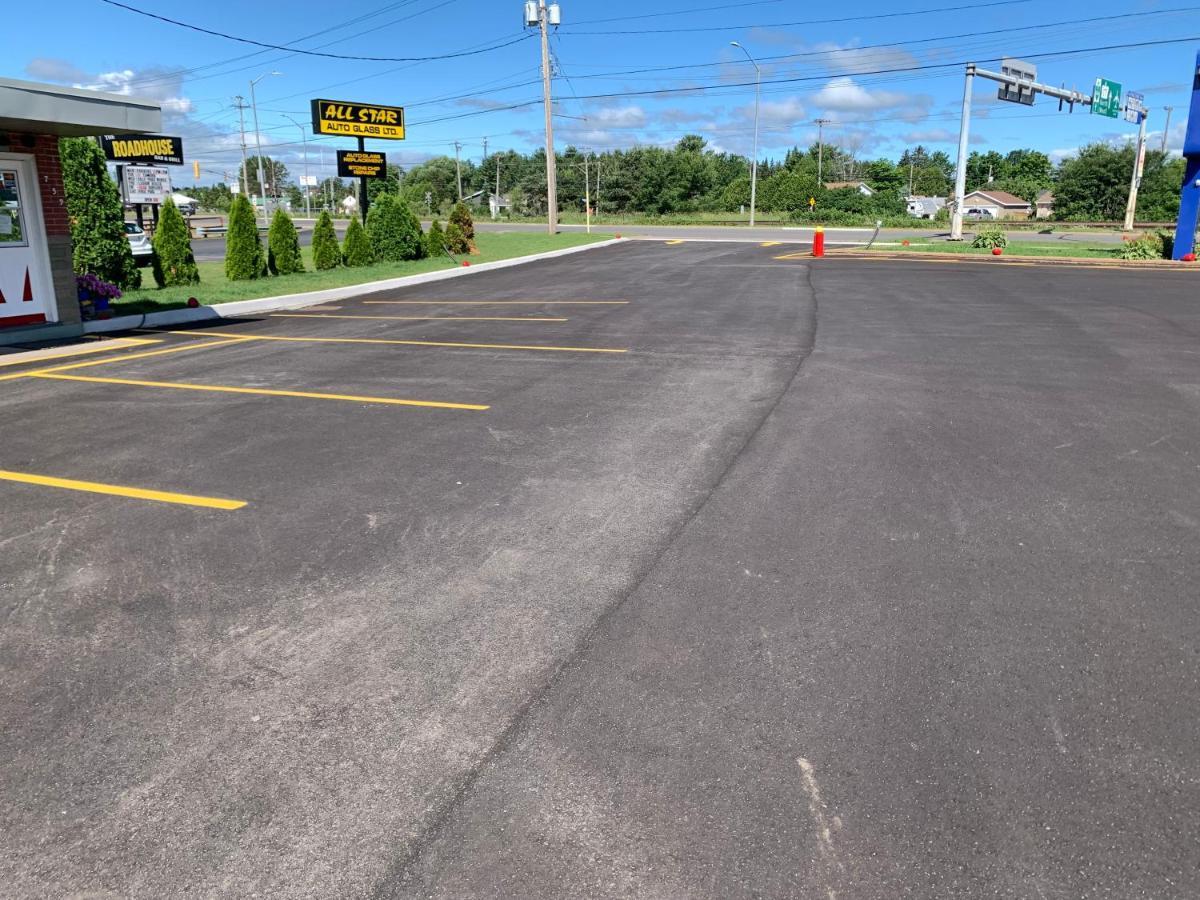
[817,254,1200,272]
[0,338,237,382]
[32,373,489,410]
[270,313,569,322]
[760,241,782,247]
[362,300,630,306]
[665,240,685,245]
[0,337,161,368]
[0,469,246,510]
[162,330,628,355]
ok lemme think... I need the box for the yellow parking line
[0,337,161,368]
[0,468,246,510]
[0,338,238,382]
[773,251,811,260]
[362,300,630,306]
[665,240,685,245]
[270,313,569,322]
[761,241,782,247]
[32,373,490,410]
[162,330,628,355]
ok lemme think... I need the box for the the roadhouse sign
[311,99,405,140]
[337,150,387,178]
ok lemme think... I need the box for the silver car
[124,222,153,266]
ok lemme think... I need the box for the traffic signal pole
[1123,112,1149,231]
[951,63,1094,240]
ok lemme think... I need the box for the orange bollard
[812,225,825,258]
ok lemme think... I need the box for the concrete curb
[84,238,623,334]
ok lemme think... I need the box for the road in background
[2,243,1197,897]
[187,220,1124,261]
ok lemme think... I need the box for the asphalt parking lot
[2,241,1199,898]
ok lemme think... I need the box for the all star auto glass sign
[311,99,405,140]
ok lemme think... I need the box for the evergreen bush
[267,208,304,275]
[367,194,425,261]
[342,217,374,267]
[425,219,446,258]
[444,221,469,255]
[449,201,476,247]
[58,137,141,289]
[150,197,199,287]
[224,194,264,280]
[311,210,341,270]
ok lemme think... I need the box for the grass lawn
[879,240,1125,259]
[113,232,610,315]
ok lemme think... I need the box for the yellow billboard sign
[310,99,405,140]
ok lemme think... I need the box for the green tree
[342,216,373,266]
[448,200,476,246]
[58,137,141,289]
[1051,142,1171,221]
[366,164,404,202]
[242,156,290,198]
[425,219,446,258]
[367,193,424,261]
[224,193,264,280]
[150,197,199,287]
[311,210,341,270]
[444,220,469,254]
[267,208,304,275]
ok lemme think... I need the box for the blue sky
[5,0,1199,185]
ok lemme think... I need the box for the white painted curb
[84,238,623,334]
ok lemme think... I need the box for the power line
[562,0,1031,35]
[98,0,534,62]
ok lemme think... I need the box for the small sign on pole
[1091,78,1123,118]
[336,150,387,179]
[121,165,172,204]
[1124,91,1147,124]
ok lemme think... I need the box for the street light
[282,114,311,219]
[731,41,760,227]
[249,71,282,226]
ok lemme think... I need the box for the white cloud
[812,77,931,123]
[587,106,647,128]
[24,58,90,83]
[900,129,958,144]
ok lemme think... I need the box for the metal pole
[1124,112,1149,231]
[1162,106,1173,154]
[234,97,250,200]
[585,151,591,234]
[249,78,270,226]
[950,63,976,241]
[730,43,760,227]
[495,157,501,219]
[539,0,558,233]
[454,141,463,201]
[283,115,310,219]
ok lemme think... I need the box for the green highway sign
[1091,77,1122,118]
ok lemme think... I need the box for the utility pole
[950,64,976,241]
[532,0,560,233]
[454,141,463,201]
[814,118,831,187]
[282,114,311,218]
[584,150,591,234]
[1162,106,1174,154]
[233,96,250,200]
[731,42,760,227]
[249,71,281,227]
[495,157,501,219]
[908,158,914,197]
[1124,110,1149,231]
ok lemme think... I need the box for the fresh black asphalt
[1,242,1198,897]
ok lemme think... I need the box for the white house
[961,189,1033,220]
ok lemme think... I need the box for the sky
[4,0,1199,186]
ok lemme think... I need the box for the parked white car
[124,222,153,266]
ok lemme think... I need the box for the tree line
[189,136,1188,224]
